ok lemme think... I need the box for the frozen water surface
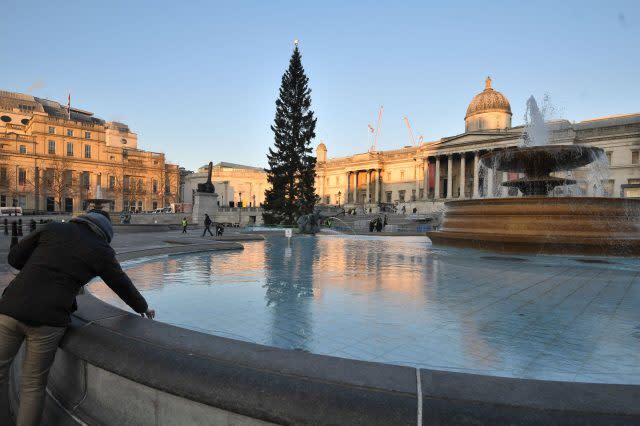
[89,234,640,384]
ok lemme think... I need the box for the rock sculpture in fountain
[427,96,640,256]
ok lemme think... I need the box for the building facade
[0,90,180,213]
[182,162,268,208]
[316,78,640,213]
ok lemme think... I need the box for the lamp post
[337,191,342,207]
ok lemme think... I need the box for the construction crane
[403,116,423,147]
[368,105,384,152]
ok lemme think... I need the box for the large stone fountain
[427,98,640,256]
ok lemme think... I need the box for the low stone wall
[6,245,640,425]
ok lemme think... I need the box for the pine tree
[264,44,317,224]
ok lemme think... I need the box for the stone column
[423,158,429,199]
[459,154,466,198]
[446,155,453,199]
[353,171,358,204]
[487,167,494,197]
[366,170,371,205]
[415,162,420,200]
[434,157,441,199]
[346,172,351,203]
[473,152,480,198]
[502,172,509,197]
[375,169,380,203]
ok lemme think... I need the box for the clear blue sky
[2,1,638,170]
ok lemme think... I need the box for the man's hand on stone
[141,309,156,319]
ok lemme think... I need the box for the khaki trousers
[0,314,65,426]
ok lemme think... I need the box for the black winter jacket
[0,221,148,327]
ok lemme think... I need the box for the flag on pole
[67,93,71,119]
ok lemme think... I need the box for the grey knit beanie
[72,210,114,243]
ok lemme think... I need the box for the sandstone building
[316,78,640,213]
[182,162,268,208]
[0,90,180,213]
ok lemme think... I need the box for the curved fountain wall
[6,245,640,425]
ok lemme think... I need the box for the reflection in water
[89,234,640,383]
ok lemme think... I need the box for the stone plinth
[192,192,219,226]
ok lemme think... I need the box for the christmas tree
[264,43,317,224]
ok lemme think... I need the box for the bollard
[10,221,18,249]
[3,218,7,235]
[17,219,23,236]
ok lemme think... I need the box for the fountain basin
[427,197,640,256]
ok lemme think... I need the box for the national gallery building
[315,77,640,213]
[0,90,180,213]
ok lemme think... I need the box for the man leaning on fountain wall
[0,209,155,426]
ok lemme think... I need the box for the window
[325,196,330,204]
[400,170,405,181]
[632,151,639,165]
[66,142,74,156]
[122,149,128,159]
[48,126,56,134]
[152,201,158,210]
[19,145,26,154]
[412,189,416,201]
[18,168,26,185]
[1,116,11,123]
[123,176,130,191]
[0,195,5,207]
[67,129,73,136]
[84,145,91,158]
[399,190,406,202]
[387,172,392,181]
[386,191,392,203]
[121,138,128,145]
[326,177,330,186]
[419,188,424,199]
[335,176,339,185]
[81,172,90,189]
[109,175,116,190]
[18,195,26,208]
[152,179,158,193]
[606,151,612,165]
[0,167,7,184]
[85,131,91,139]
[48,140,56,154]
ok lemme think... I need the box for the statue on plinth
[192,161,219,227]
[197,162,216,194]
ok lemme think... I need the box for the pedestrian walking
[181,217,188,234]
[0,209,155,426]
[202,213,213,237]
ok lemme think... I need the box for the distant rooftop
[198,161,265,173]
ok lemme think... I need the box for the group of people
[181,214,224,237]
[369,215,388,232]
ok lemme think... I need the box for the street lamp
[337,191,342,207]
